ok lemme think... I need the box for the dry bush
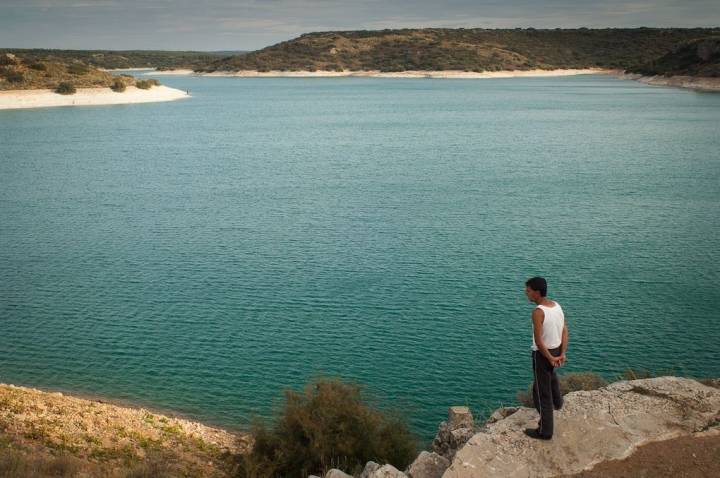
[122,451,177,478]
[55,82,76,95]
[135,79,160,89]
[110,78,126,92]
[234,377,417,478]
[0,449,83,478]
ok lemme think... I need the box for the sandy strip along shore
[99,67,157,72]
[148,69,196,75]
[0,85,189,110]
[147,68,609,78]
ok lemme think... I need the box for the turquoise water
[1,74,719,442]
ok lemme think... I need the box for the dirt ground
[566,432,720,478]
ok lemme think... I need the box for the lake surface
[1,74,719,441]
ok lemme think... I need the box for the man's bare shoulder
[532,307,544,320]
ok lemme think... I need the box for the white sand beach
[146,69,196,75]
[0,85,189,110]
[148,68,609,78]
[99,67,157,72]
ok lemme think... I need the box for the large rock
[443,377,720,478]
[447,407,473,430]
[325,469,353,478]
[484,406,519,425]
[360,461,381,478]
[406,451,450,478]
[432,407,475,461]
[366,464,407,478]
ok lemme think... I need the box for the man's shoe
[524,428,552,440]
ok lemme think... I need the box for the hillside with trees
[0,53,160,92]
[630,36,720,77]
[0,49,238,71]
[194,28,720,73]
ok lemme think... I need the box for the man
[524,276,569,440]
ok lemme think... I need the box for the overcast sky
[1,0,719,51]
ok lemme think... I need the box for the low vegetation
[234,377,417,478]
[1,69,24,84]
[0,53,143,92]
[135,78,161,89]
[0,48,239,70]
[110,78,127,92]
[54,82,76,95]
[66,62,90,75]
[0,446,183,478]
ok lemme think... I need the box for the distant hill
[0,49,232,70]
[194,28,720,73]
[630,37,720,77]
[0,53,155,91]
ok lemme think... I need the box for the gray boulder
[447,406,473,430]
[443,377,720,478]
[484,406,519,425]
[359,461,381,478]
[406,451,450,478]
[325,469,352,478]
[431,406,475,461]
[366,464,407,478]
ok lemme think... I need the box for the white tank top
[531,302,565,351]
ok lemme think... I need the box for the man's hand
[554,354,567,367]
[549,355,562,367]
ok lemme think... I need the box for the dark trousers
[532,347,563,437]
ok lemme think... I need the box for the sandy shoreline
[0,85,189,110]
[0,382,250,476]
[100,67,156,72]
[149,68,196,75]
[0,382,249,447]
[147,68,609,78]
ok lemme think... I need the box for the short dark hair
[525,277,547,297]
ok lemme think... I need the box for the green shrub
[3,70,24,83]
[66,63,89,75]
[55,82,76,95]
[110,78,126,92]
[517,372,608,407]
[235,377,417,478]
[135,79,160,89]
[28,62,47,71]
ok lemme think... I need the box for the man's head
[525,277,547,302]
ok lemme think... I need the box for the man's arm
[532,308,560,366]
[559,323,569,365]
